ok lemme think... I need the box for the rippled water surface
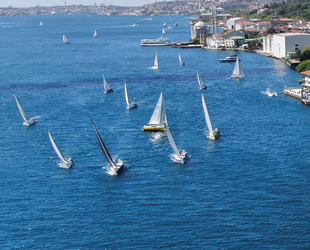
[0,14,309,249]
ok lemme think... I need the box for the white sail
[197,72,207,89]
[179,53,184,66]
[48,130,72,168]
[14,95,28,123]
[166,125,182,159]
[162,28,166,34]
[40,21,43,26]
[48,130,67,164]
[148,92,164,126]
[63,34,71,44]
[125,82,138,109]
[231,55,244,78]
[151,52,158,69]
[202,93,214,137]
[103,75,113,93]
[93,29,98,37]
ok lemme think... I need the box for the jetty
[284,86,302,99]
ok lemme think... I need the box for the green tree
[300,46,310,61]
[296,60,310,73]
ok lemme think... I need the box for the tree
[296,60,310,73]
[300,46,310,61]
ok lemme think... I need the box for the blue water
[1,14,309,249]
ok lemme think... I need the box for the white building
[227,17,243,30]
[191,21,210,40]
[262,34,273,54]
[272,33,310,59]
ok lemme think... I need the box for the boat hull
[127,103,138,109]
[23,118,36,126]
[104,89,114,93]
[143,125,166,131]
[209,129,220,140]
[114,160,124,175]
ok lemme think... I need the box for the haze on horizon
[0,0,155,8]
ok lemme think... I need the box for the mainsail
[197,72,206,89]
[166,125,182,160]
[14,95,28,123]
[47,130,67,165]
[179,53,184,66]
[148,92,165,126]
[231,55,244,78]
[153,52,158,69]
[202,93,214,137]
[91,119,116,168]
[103,75,112,92]
[125,82,137,109]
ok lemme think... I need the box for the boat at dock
[141,36,171,46]
[219,54,240,62]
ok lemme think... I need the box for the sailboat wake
[261,88,278,97]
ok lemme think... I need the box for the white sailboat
[197,72,207,89]
[151,51,159,70]
[166,125,189,164]
[231,55,244,79]
[144,92,166,131]
[103,75,113,93]
[202,93,220,140]
[91,119,124,175]
[47,130,73,169]
[39,21,43,26]
[125,82,138,109]
[63,34,71,44]
[162,28,166,34]
[93,29,98,37]
[14,95,36,126]
[179,53,185,66]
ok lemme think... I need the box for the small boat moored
[219,54,240,62]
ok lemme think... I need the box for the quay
[284,87,302,99]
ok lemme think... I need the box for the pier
[284,87,302,99]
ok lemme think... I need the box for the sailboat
[231,55,245,79]
[179,53,185,66]
[47,130,73,169]
[151,51,159,70]
[202,93,220,140]
[162,28,166,34]
[93,29,98,37]
[103,75,113,93]
[143,92,166,131]
[39,21,43,26]
[125,82,138,109]
[91,119,124,175]
[166,125,189,164]
[63,34,71,44]
[14,95,36,126]
[197,72,207,89]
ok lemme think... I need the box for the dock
[284,87,302,99]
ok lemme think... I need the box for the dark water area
[0,14,309,249]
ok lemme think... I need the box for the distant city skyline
[0,0,156,8]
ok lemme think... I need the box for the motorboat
[141,37,171,46]
[219,54,240,62]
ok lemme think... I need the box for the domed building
[191,21,210,40]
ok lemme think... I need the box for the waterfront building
[227,17,244,30]
[191,21,210,40]
[272,33,310,59]
[300,70,310,105]
[262,34,273,55]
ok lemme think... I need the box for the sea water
[0,14,309,249]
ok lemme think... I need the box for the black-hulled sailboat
[91,119,124,175]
